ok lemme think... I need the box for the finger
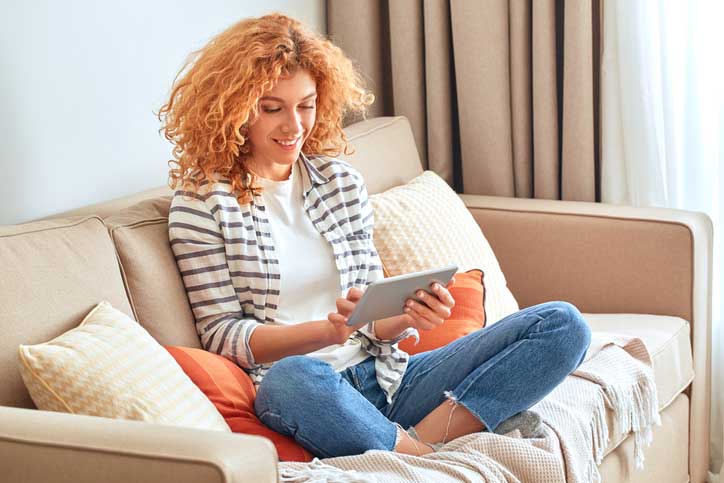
[346,287,364,302]
[403,307,436,330]
[408,298,444,324]
[336,297,357,316]
[431,283,456,309]
[327,312,348,326]
[405,300,443,328]
[415,288,450,317]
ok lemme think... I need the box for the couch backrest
[0,217,136,407]
[341,116,423,193]
[1,116,423,408]
[103,198,202,350]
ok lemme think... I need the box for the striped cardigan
[168,153,418,402]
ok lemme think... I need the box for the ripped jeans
[254,301,591,458]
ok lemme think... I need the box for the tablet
[345,264,458,326]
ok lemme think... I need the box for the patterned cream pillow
[370,171,519,324]
[18,300,230,432]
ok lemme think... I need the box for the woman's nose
[281,110,303,135]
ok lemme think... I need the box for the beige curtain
[327,0,601,201]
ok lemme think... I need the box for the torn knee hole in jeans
[442,391,461,444]
[443,390,460,405]
[393,422,405,448]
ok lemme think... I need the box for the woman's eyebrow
[259,92,317,102]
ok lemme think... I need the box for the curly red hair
[158,13,373,204]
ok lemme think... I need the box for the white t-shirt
[255,160,370,372]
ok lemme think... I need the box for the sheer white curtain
[601,0,723,480]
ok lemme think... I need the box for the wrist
[374,314,411,340]
[313,320,335,345]
[320,319,351,345]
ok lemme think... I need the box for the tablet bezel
[345,264,458,327]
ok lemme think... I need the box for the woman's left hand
[402,278,456,331]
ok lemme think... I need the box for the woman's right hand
[326,287,368,345]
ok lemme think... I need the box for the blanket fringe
[280,458,377,483]
[590,389,610,466]
[579,388,608,483]
[602,369,661,469]
[583,459,602,483]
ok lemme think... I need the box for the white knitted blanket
[278,333,661,483]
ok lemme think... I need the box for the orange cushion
[398,270,486,354]
[164,346,313,462]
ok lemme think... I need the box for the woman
[159,13,591,459]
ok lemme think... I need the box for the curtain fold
[327,0,600,201]
[422,0,456,184]
[388,0,426,166]
[531,0,559,200]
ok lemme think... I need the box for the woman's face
[246,69,317,180]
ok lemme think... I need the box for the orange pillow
[164,346,313,462]
[398,270,486,354]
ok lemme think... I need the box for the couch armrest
[0,406,278,483]
[462,194,712,483]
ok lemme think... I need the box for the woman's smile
[273,136,302,150]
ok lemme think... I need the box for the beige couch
[0,116,712,482]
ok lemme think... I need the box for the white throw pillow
[18,300,230,432]
[370,171,519,324]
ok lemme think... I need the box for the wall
[0,1,326,224]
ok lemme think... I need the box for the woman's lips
[273,136,301,151]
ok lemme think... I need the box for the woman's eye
[261,104,314,113]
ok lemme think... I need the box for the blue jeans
[254,301,591,458]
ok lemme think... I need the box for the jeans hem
[442,390,492,436]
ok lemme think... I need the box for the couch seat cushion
[582,313,694,456]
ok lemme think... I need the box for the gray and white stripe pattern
[168,153,417,402]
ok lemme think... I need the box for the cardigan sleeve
[168,191,263,370]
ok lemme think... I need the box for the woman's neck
[247,158,294,181]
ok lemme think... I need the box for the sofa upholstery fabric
[0,216,134,408]
[340,116,423,193]
[104,197,201,348]
[0,405,278,483]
